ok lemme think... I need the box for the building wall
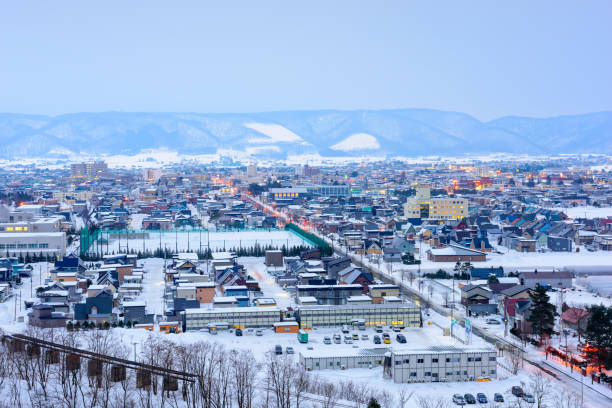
[0,232,66,255]
[196,287,215,303]
[428,254,486,262]
[297,304,421,329]
[183,307,281,330]
[390,350,497,383]
[404,194,468,220]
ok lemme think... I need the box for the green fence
[79,226,101,256]
[284,223,332,255]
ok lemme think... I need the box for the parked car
[255,329,263,336]
[352,332,359,340]
[275,345,282,355]
[358,324,366,331]
[476,393,487,403]
[235,329,243,336]
[361,334,369,340]
[373,335,381,344]
[464,393,476,404]
[342,325,350,334]
[393,326,401,332]
[486,318,501,325]
[396,334,407,343]
[511,386,524,397]
[494,393,504,403]
[522,394,535,403]
[323,336,332,344]
[452,394,466,405]
[375,325,383,333]
[333,334,341,344]
[286,347,294,354]
[343,335,353,344]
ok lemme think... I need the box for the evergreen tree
[367,397,381,408]
[527,285,557,343]
[583,305,612,371]
[487,275,500,284]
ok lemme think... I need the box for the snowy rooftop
[122,300,146,308]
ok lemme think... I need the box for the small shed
[274,321,299,334]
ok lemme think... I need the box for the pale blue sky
[1,1,611,120]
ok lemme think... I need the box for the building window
[489,357,496,361]
[424,372,431,376]
[417,358,424,363]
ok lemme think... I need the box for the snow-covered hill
[0,109,610,159]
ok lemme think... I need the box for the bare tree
[508,347,524,375]
[528,371,552,408]
[416,395,450,408]
[292,365,311,408]
[230,350,260,408]
[266,353,294,408]
[315,378,339,408]
[552,390,581,408]
[396,385,414,408]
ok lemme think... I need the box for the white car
[452,394,466,405]
[486,318,501,325]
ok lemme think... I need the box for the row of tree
[0,327,421,408]
[81,243,315,262]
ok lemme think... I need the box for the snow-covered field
[553,206,612,219]
[92,229,309,255]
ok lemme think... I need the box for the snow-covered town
[3,2,612,407]
[0,155,611,408]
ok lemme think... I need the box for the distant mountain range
[0,109,610,159]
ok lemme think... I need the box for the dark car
[494,393,504,403]
[396,334,407,343]
[464,394,476,404]
[476,393,487,403]
[235,329,243,336]
[373,335,381,344]
[511,386,524,397]
[274,345,282,355]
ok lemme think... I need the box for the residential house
[460,284,497,315]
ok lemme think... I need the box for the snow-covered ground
[94,229,308,255]
[0,262,51,331]
[404,241,612,273]
[241,257,294,308]
[553,206,612,219]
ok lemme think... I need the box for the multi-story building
[295,303,421,329]
[384,346,498,383]
[70,161,108,179]
[403,184,468,220]
[182,306,282,330]
[0,232,66,256]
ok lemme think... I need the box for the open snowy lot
[553,206,612,219]
[92,229,309,255]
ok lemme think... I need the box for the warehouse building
[300,347,390,370]
[296,303,421,329]
[182,306,281,330]
[0,232,66,256]
[384,345,498,383]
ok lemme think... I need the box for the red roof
[561,307,590,325]
[504,297,528,317]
